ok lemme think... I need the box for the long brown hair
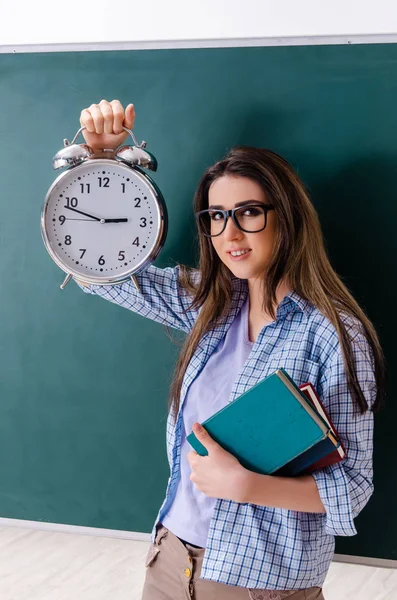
[167,146,385,422]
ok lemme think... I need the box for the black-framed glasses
[195,203,274,237]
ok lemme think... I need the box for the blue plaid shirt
[80,264,376,590]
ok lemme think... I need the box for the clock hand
[64,206,128,224]
[64,206,101,221]
[103,218,128,223]
[65,217,99,222]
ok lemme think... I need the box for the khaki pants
[141,524,325,600]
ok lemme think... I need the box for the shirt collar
[276,290,312,319]
[232,277,312,320]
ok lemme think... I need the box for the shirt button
[187,555,192,563]
[184,568,191,578]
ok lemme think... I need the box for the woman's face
[208,175,277,282]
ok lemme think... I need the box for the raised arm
[76,264,199,333]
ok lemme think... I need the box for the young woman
[77,100,385,600]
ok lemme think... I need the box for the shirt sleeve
[75,264,199,333]
[311,332,376,537]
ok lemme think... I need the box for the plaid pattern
[79,265,376,590]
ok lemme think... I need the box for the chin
[227,265,260,280]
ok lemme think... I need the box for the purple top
[162,295,253,548]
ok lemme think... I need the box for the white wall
[2,0,397,49]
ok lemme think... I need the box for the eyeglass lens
[197,205,268,236]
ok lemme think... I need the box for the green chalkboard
[0,44,395,560]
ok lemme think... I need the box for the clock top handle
[65,125,146,150]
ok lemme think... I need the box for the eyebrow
[207,200,264,209]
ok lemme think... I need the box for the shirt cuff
[74,278,97,294]
[311,463,357,537]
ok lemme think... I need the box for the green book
[186,368,339,476]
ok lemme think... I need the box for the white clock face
[42,159,166,283]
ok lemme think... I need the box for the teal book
[186,368,339,476]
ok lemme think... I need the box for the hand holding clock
[80,99,135,153]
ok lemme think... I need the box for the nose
[222,215,244,241]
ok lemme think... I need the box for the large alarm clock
[41,126,168,292]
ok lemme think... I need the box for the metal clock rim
[40,159,168,286]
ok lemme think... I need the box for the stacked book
[187,368,345,477]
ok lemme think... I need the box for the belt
[177,535,204,549]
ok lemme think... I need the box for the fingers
[111,99,126,134]
[124,103,135,130]
[87,103,105,133]
[80,108,95,133]
[99,99,114,134]
[79,99,135,135]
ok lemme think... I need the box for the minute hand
[64,205,101,221]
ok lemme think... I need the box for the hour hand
[103,217,128,223]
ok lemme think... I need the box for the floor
[0,526,396,600]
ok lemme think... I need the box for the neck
[248,277,291,322]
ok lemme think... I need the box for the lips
[227,248,251,253]
[227,249,252,261]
